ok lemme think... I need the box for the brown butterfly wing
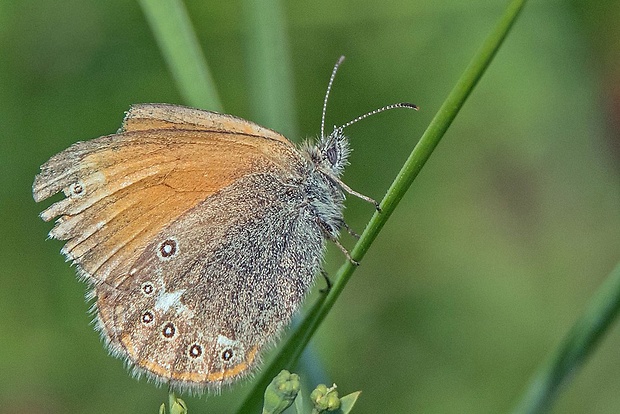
[33,104,301,288]
[121,103,292,146]
[95,171,326,390]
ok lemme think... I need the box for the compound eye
[326,146,339,166]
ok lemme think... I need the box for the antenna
[339,102,419,131]
[321,55,346,140]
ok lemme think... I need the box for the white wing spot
[154,288,188,315]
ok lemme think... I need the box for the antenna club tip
[403,102,419,110]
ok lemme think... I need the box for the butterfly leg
[319,270,332,293]
[343,222,360,239]
[315,217,359,265]
[338,179,381,212]
[332,238,359,266]
[322,170,381,212]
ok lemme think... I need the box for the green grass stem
[240,0,298,138]
[511,261,620,414]
[138,0,222,110]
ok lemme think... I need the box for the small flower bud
[262,370,301,414]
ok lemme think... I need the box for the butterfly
[33,56,416,392]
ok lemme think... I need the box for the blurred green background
[2,0,620,412]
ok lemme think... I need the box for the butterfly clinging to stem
[33,55,417,392]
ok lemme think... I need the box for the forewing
[33,107,300,287]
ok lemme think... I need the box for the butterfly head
[305,127,351,177]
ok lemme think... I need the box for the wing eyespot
[221,348,234,362]
[141,310,154,324]
[188,344,203,359]
[161,322,176,339]
[67,181,85,198]
[141,282,155,296]
[157,238,178,260]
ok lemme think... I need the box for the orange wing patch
[120,332,259,383]
[122,335,258,384]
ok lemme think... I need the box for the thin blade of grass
[138,0,222,111]
[237,0,528,412]
[511,261,620,414]
[240,0,298,138]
